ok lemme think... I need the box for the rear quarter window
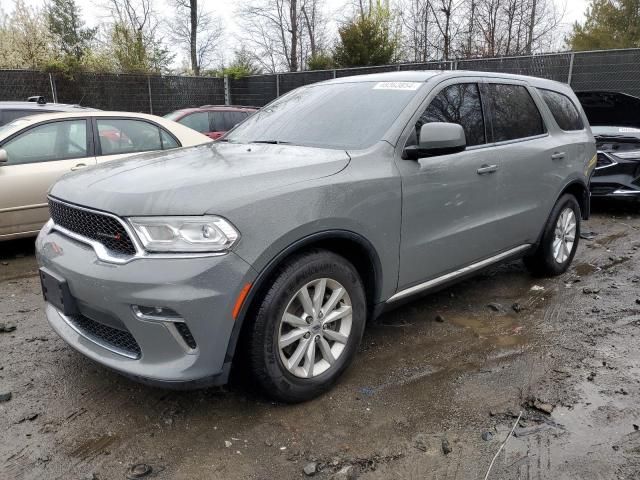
[488,84,545,142]
[538,89,584,131]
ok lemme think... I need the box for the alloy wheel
[278,278,352,378]
[552,207,576,264]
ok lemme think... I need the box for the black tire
[524,194,581,276]
[248,249,366,403]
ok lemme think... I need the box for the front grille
[67,313,141,358]
[175,323,197,349]
[49,198,136,256]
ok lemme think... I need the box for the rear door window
[538,89,584,131]
[178,112,210,133]
[416,83,486,146]
[97,119,177,155]
[488,84,545,142]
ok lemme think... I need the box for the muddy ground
[1,199,640,480]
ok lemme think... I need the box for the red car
[163,105,258,140]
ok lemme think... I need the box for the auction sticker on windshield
[373,82,422,91]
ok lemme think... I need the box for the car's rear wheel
[524,194,581,276]
[248,249,366,403]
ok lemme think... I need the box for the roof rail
[27,96,47,105]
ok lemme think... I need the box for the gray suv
[36,71,596,402]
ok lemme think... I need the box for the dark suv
[164,105,257,140]
[0,97,97,126]
[575,91,640,198]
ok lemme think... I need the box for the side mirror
[403,122,466,160]
[0,149,7,164]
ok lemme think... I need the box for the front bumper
[591,152,640,197]
[36,226,256,387]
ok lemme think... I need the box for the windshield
[225,81,424,150]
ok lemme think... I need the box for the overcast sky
[14,0,590,68]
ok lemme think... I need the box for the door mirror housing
[0,149,7,164]
[403,122,466,160]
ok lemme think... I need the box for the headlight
[128,216,239,253]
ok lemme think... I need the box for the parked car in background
[164,105,258,139]
[0,111,211,240]
[0,96,97,126]
[575,91,640,198]
[37,71,594,402]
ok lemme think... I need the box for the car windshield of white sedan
[225,81,423,150]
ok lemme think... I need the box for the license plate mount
[40,268,78,316]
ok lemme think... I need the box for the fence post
[276,74,280,97]
[333,69,337,79]
[453,61,458,70]
[48,73,57,103]
[567,52,575,85]
[224,75,231,105]
[147,76,153,114]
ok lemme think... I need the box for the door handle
[551,152,566,161]
[477,164,499,175]
[71,163,87,171]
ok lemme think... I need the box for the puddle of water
[447,314,527,347]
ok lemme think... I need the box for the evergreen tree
[567,0,640,50]
[46,0,96,61]
[333,2,399,68]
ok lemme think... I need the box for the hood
[575,91,640,128]
[50,142,350,216]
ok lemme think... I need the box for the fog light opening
[132,305,182,322]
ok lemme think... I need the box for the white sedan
[0,111,212,240]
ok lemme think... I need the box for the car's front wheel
[524,193,581,276]
[248,249,366,403]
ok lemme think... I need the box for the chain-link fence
[229,48,640,106]
[0,71,225,116]
[3,48,640,113]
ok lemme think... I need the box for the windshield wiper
[250,140,293,145]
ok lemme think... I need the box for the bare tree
[460,0,564,58]
[103,0,173,72]
[301,0,328,59]
[237,0,327,72]
[168,0,223,75]
[399,0,432,62]
[429,0,460,60]
[397,0,564,61]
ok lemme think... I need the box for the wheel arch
[532,179,589,250]
[559,180,590,221]
[223,230,383,366]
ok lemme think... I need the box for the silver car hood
[49,142,350,216]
